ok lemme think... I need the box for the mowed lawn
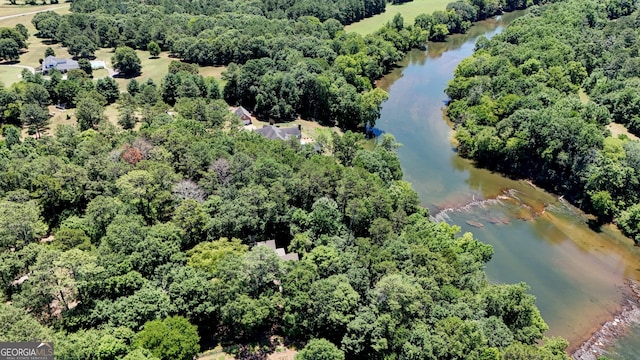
[1,5,226,93]
[0,66,23,86]
[93,49,227,91]
[0,4,71,70]
[344,0,451,35]
[89,47,176,91]
[0,2,70,18]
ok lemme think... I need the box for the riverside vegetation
[0,0,573,359]
[446,0,640,245]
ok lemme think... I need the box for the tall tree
[0,38,20,62]
[96,77,121,104]
[0,200,47,250]
[68,35,98,58]
[295,339,345,360]
[133,316,200,360]
[112,46,142,77]
[147,41,160,58]
[20,103,49,138]
[75,91,106,131]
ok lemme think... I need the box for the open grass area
[20,103,122,139]
[0,2,70,18]
[344,0,451,35]
[0,4,71,71]
[607,122,640,141]
[0,5,70,31]
[578,88,590,104]
[199,65,227,86]
[87,48,176,91]
[2,3,226,93]
[0,65,24,86]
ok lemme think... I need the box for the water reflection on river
[374,11,640,356]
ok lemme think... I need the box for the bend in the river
[374,10,640,359]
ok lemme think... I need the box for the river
[373,10,640,359]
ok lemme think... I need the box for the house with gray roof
[234,106,252,125]
[42,56,79,74]
[255,240,299,261]
[255,124,301,141]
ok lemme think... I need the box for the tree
[360,88,388,129]
[78,58,93,76]
[147,41,160,58]
[20,103,49,138]
[295,339,345,360]
[75,92,106,130]
[430,23,449,41]
[44,47,55,57]
[0,27,26,49]
[0,38,20,62]
[96,77,121,104]
[68,35,98,58]
[32,11,60,40]
[309,197,343,236]
[112,46,142,77]
[55,79,81,107]
[0,302,52,342]
[128,79,141,96]
[618,203,640,245]
[332,131,364,166]
[165,266,216,327]
[0,200,47,250]
[2,124,20,149]
[134,316,200,360]
[23,83,50,107]
[390,13,404,31]
[115,166,178,224]
[118,105,137,129]
[304,275,359,341]
[95,286,174,330]
[14,24,28,41]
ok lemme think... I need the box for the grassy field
[0,4,71,71]
[344,0,451,34]
[0,2,70,18]
[199,65,228,86]
[17,102,122,139]
[1,4,225,92]
[0,66,24,86]
[88,48,176,91]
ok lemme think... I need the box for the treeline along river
[373,10,640,359]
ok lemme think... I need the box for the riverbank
[572,280,640,359]
[372,10,640,358]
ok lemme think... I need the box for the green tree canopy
[112,46,142,77]
[133,316,200,360]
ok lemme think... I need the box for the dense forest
[446,0,640,244]
[15,0,541,127]
[0,113,569,360]
[0,0,577,359]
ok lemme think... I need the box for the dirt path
[0,4,69,21]
[104,64,118,78]
[607,122,640,141]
